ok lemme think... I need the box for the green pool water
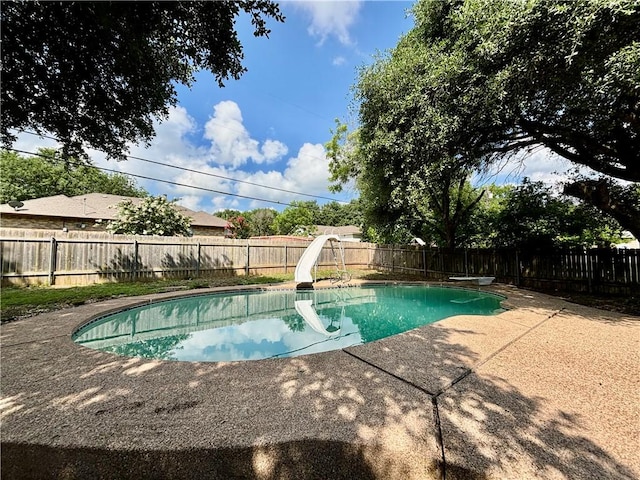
[72,285,505,362]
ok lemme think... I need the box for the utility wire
[18,130,344,203]
[126,154,340,202]
[5,147,298,208]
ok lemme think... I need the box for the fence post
[464,248,468,277]
[515,250,520,286]
[284,245,288,273]
[132,240,138,280]
[586,247,593,293]
[391,245,395,273]
[246,241,250,276]
[493,249,497,278]
[196,242,201,277]
[423,248,427,278]
[48,236,57,286]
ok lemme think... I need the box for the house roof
[314,225,362,236]
[0,194,228,228]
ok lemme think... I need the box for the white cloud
[10,131,59,153]
[8,105,334,213]
[284,143,331,190]
[473,148,594,189]
[86,106,204,195]
[204,100,287,167]
[291,1,363,46]
[261,139,289,161]
[234,143,333,208]
[176,195,204,212]
[332,56,347,66]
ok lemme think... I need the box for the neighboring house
[0,193,227,236]
[313,225,362,241]
[615,232,640,249]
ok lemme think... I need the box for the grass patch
[1,274,292,322]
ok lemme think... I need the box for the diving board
[295,234,340,288]
[449,276,495,286]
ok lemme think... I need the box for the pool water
[73,285,505,362]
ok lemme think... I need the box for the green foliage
[1,1,284,159]
[224,215,251,239]
[339,0,639,241]
[315,200,363,227]
[214,202,364,239]
[471,179,625,249]
[271,201,318,236]
[245,208,277,237]
[0,148,146,203]
[107,196,192,236]
[326,119,363,193]
[215,209,243,221]
[407,0,640,179]
[563,176,640,240]
[411,0,640,235]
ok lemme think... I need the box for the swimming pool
[73,285,505,362]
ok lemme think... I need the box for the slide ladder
[329,240,351,284]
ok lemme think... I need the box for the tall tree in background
[406,0,640,237]
[316,200,363,227]
[271,201,318,236]
[412,163,485,248]
[1,1,284,159]
[326,31,487,246]
[476,179,625,249]
[0,149,146,203]
[246,208,277,237]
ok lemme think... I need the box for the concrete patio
[1,282,638,479]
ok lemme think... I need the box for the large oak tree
[411,0,640,236]
[1,1,283,160]
[333,0,639,240]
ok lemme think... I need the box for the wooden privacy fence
[1,229,638,294]
[0,230,372,286]
[370,245,640,295]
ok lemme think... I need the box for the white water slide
[294,299,341,337]
[294,234,341,286]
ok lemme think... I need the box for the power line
[18,130,345,204]
[5,147,297,208]
[126,154,341,202]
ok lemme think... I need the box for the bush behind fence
[1,229,638,294]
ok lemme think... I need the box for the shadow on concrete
[2,440,419,480]
[436,368,636,480]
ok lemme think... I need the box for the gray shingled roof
[0,194,228,228]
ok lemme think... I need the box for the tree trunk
[564,179,640,241]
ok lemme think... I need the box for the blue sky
[15,0,569,214]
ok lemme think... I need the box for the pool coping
[1,280,638,479]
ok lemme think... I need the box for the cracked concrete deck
[1,282,638,479]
